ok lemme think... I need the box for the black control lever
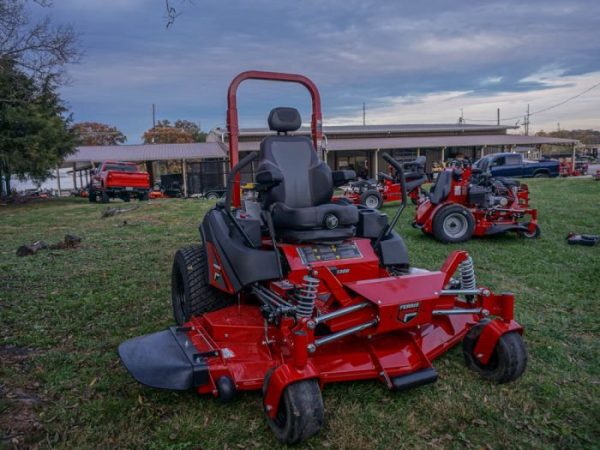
[223,152,259,248]
[374,153,407,247]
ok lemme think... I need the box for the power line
[463,80,600,123]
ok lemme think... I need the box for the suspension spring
[295,275,319,318]
[459,256,477,291]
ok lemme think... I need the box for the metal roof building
[63,142,226,167]
[208,123,578,180]
[60,122,578,195]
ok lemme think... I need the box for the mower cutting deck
[119,71,527,445]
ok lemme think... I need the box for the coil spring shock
[459,256,477,290]
[295,275,319,318]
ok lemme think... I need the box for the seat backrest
[430,170,452,205]
[258,107,333,209]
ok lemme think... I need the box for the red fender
[263,362,319,419]
[473,319,523,364]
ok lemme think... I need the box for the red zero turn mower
[118,72,527,445]
[337,157,428,209]
[414,161,540,243]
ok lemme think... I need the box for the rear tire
[138,191,149,201]
[432,204,475,243]
[100,191,110,203]
[463,324,527,384]
[360,190,383,209]
[88,190,97,203]
[122,193,131,202]
[171,244,234,324]
[264,378,324,445]
[534,172,549,178]
[205,191,219,200]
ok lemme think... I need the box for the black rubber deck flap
[483,223,529,235]
[118,326,210,390]
[391,367,438,391]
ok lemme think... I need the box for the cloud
[40,0,600,142]
[328,70,600,133]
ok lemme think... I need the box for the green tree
[537,129,600,145]
[142,119,206,144]
[0,60,75,195]
[72,122,127,146]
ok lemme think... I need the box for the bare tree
[0,0,80,84]
[164,0,194,28]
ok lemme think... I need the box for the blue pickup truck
[473,153,559,178]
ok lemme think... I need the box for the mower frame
[119,71,528,445]
[415,164,539,241]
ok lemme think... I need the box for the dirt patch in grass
[0,346,45,449]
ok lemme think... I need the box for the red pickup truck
[89,161,150,203]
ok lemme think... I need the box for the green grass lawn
[1,178,599,449]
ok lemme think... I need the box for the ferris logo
[332,267,350,275]
[398,302,420,323]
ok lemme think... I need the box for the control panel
[297,242,362,264]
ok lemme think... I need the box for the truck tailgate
[106,171,150,189]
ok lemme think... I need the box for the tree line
[536,129,600,145]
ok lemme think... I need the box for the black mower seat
[429,170,452,205]
[257,107,358,242]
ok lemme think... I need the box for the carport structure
[61,142,227,197]
[209,123,578,179]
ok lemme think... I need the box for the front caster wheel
[519,224,540,239]
[463,324,527,384]
[360,189,383,209]
[264,378,324,445]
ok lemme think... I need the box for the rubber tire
[171,244,234,325]
[360,189,383,209]
[88,190,97,203]
[534,172,549,178]
[463,325,527,384]
[519,224,540,239]
[100,191,110,203]
[264,378,324,445]
[432,204,475,243]
[205,192,219,200]
[138,191,149,201]
[122,193,131,202]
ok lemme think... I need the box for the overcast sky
[33,0,600,143]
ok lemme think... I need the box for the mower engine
[468,183,509,208]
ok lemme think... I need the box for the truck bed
[105,171,150,189]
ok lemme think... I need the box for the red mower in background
[338,157,428,209]
[118,71,527,445]
[559,159,588,177]
[414,160,540,243]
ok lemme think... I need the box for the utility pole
[557,122,561,132]
[524,104,530,135]
[152,104,156,128]
[459,108,464,124]
[362,102,366,126]
[497,108,500,125]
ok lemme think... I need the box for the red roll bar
[226,70,323,207]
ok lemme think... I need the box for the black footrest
[118,326,210,391]
[391,367,438,391]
